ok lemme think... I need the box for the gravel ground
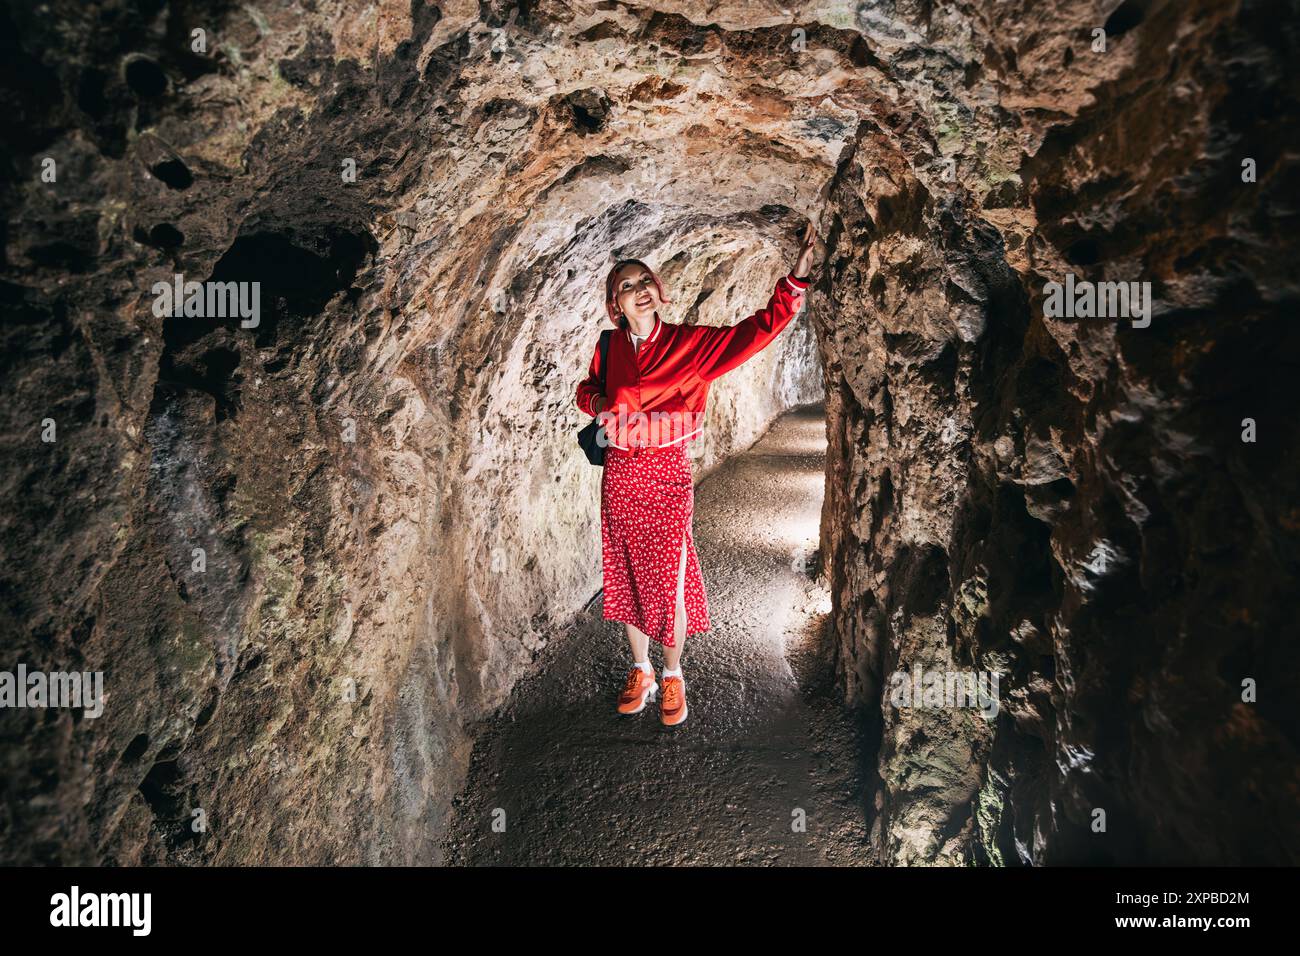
[443,403,876,865]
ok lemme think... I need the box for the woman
[575,222,819,726]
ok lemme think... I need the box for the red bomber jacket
[576,272,810,451]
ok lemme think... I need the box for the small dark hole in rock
[146,223,184,249]
[151,159,193,189]
[71,615,95,645]
[571,103,604,133]
[1104,0,1144,37]
[194,687,219,729]
[139,758,184,819]
[1064,238,1100,265]
[124,57,168,97]
[1047,477,1076,498]
[869,273,887,303]
[123,733,150,762]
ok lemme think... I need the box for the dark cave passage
[1,0,1297,868]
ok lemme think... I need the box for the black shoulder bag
[577,329,613,466]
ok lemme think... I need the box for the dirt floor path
[443,403,875,865]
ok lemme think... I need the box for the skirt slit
[670,523,688,642]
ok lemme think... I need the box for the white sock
[633,659,652,674]
[662,666,682,680]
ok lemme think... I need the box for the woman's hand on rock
[793,221,817,279]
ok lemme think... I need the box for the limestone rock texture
[1,0,1296,865]
[816,0,1300,864]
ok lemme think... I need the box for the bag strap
[597,328,612,389]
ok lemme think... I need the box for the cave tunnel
[1,0,1297,898]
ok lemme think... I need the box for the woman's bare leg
[625,623,650,665]
[663,529,689,671]
[625,530,689,668]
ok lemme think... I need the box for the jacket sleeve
[691,273,809,382]
[575,333,606,417]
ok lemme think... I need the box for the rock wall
[816,0,1300,864]
[0,0,824,864]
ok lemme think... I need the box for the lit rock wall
[0,0,827,864]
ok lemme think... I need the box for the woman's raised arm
[690,273,810,382]
[690,222,818,383]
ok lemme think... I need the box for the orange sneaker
[660,675,687,726]
[617,666,658,715]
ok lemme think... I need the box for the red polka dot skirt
[601,442,710,647]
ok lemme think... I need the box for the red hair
[604,258,671,329]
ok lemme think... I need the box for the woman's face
[613,264,662,325]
